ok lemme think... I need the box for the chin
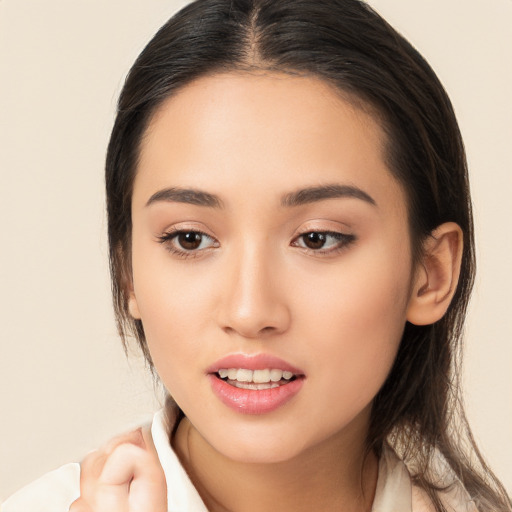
[202,422,311,465]
[222,440,305,464]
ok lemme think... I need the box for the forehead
[134,71,405,214]
[142,71,383,158]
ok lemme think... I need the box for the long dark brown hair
[105,1,511,510]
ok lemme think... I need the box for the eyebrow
[145,183,376,209]
[145,187,223,208]
[281,184,376,207]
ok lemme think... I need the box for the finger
[99,442,148,486]
[79,450,132,512]
[79,429,146,506]
[80,449,108,500]
[103,429,146,455]
[68,497,93,512]
[81,448,108,478]
[80,429,146,484]
[77,428,166,512]
[99,438,167,512]
[130,427,167,511]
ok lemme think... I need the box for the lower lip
[208,374,304,415]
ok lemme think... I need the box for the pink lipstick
[207,354,305,415]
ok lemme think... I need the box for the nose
[217,243,291,339]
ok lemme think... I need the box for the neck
[172,411,378,512]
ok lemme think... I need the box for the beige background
[0,0,510,501]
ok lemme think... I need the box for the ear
[128,289,141,320]
[406,222,463,326]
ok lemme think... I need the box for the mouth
[214,368,299,390]
[207,354,305,414]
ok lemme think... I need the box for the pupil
[178,232,202,250]
[304,232,326,249]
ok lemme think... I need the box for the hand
[69,428,167,512]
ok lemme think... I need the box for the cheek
[129,237,209,373]
[293,247,412,410]
[130,251,234,414]
[134,276,210,358]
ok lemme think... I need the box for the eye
[175,231,207,250]
[292,231,355,253]
[158,229,219,257]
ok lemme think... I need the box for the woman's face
[129,72,416,463]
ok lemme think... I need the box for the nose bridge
[219,237,290,338]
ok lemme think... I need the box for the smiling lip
[206,353,304,374]
[207,354,305,415]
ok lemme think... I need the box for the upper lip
[206,353,305,376]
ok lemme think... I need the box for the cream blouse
[1,410,477,512]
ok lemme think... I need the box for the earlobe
[406,222,463,326]
[128,291,141,320]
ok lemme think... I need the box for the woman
[2,0,510,510]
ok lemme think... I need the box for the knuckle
[99,443,146,485]
[104,428,145,454]
[68,497,91,512]
[80,449,107,480]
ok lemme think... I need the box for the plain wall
[0,0,511,501]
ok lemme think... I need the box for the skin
[72,72,462,511]
[69,428,167,512]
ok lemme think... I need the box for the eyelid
[290,228,356,255]
[156,224,219,259]
[292,218,352,234]
[157,220,215,235]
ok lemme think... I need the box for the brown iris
[302,232,327,249]
[177,232,203,250]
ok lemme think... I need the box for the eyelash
[157,229,218,259]
[157,229,356,259]
[291,231,356,255]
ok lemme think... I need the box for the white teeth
[217,368,296,384]
[270,369,283,382]
[233,382,280,390]
[237,369,253,382]
[253,369,270,383]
